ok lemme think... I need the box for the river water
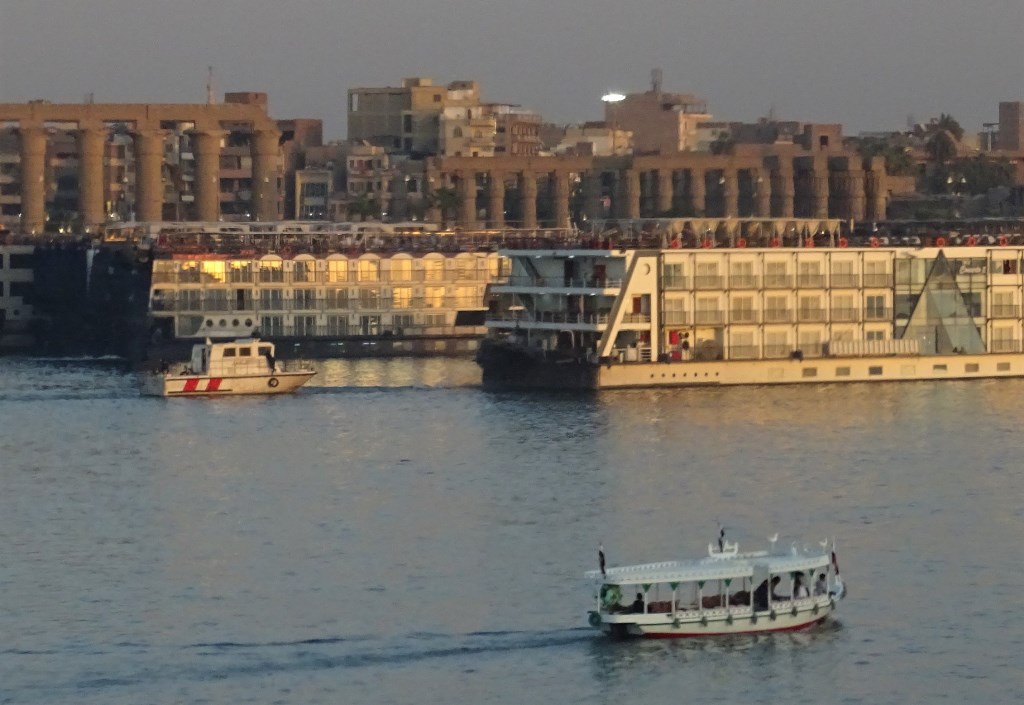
[1,357,1021,704]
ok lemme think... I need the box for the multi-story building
[998,102,1024,152]
[604,82,712,154]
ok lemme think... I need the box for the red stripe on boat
[183,378,199,392]
[206,378,222,391]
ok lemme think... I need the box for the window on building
[865,295,887,320]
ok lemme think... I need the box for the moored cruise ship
[122,221,521,358]
[478,218,1024,388]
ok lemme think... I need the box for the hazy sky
[2,0,1022,141]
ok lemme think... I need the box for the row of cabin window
[221,346,273,359]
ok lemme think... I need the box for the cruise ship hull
[480,348,1024,389]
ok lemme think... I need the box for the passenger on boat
[814,573,828,596]
[630,593,645,614]
[753,576,782,610]
[793,572,810,599]
[264,351,276,371]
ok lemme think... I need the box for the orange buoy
[804,238,815,248]
[998,235,1009,246]
[838,237,848,248]
[736,238,747,248]
[770,238,781,248]
[935,236,946,247]
[869,236,880,248]
[967,235,978,246]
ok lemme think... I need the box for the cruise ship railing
[797,275,826,288]
[621,313,652,324]
[990,305,1021,318]
[662,275,690,289]
[991,340,1023,352]
[662,311,691,325]
[694,310,724,325]
[863,274,893,288]
[830,307,860,322]
[486,312,611,325]
[830,274,860,288]
[694,275,725,290]
[763,309,794,323]
[797,308,827,322]
[863,307,892,321]
[763,275,794,289]
[728,346,759,360]
[728,275,759,289]
[728,310,759,324]
[501,275,623,288]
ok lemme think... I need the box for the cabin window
[802,368,817,378]
[965,363,979,373]
[933,364,947,372]
[997,362,1011,371]
[835,367,851,377]
[868,366,883,375]
[258,346,272,356]
[239,348,252,357]
[223,348,237,357]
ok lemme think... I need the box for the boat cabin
[189,338,279,376]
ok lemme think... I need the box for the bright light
[601,92,626,103]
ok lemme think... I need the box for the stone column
[656,169,673,214]
[134,129,166,222]
[864,156,887,221]
[425,166,443,224]
[458,171,476,228]
[18,125,48,234]
[845,167,866,221]
[689,168,706,216]
[251,128,281,222]
[722,168,739,218]
[771,160,795,218]
[552,171,571,228]
[520,172,538,228]
[487,172,505,228]
[753,169,771,217]
[810,157,830,219]
[582,171,602,222]
[191,129,225,222]
[624,169,641,220]
[77,126,107,230]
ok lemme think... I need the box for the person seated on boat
[630,593,645,614]
[793,572,810,599]
[729,590,750,606]
[753,576,782,611]
[814,573,828,596]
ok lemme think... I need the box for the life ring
[267,377,280,388]
[770,238,781,248]
[966,235,977,246]
[804,238,815,248]
[599,584,622,608]
[701,239,713,249]
[998,235,1009,246]
[869,236,880,248]
[736,238,747,248]
[791,605,798,617]
[588,611,602,628]
[838,237,848,248]
[935,236,946,247]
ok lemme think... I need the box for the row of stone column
[16,124,280,234]
[445,161,886,229]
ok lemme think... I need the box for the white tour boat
[141,338,316,397]
[585,536,846,638]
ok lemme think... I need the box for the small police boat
[141,338,316,397]
[585,534,846,638]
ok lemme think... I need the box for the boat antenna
[598,543,606,577]
[717,522,725,552]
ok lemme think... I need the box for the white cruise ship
[124,222,521,357]
[478,219,1024,388]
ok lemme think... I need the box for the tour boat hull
[141,370,315,397]
[591,598,837,639]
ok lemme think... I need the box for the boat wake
[66,629,592,692]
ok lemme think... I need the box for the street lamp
[601,92,625,156]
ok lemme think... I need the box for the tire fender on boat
[588,611,602,628]
[268,377,280,388]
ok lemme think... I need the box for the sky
[1,0,1022,141]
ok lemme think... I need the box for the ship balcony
[694,310,724,325]
[830,307,860,322]
[496,275,622,292]
[990,305,1021,318]
[797,275,826,288]
[764,275,794,289]
[728,309,759,324]
[728,275,759,289]
[764,344,793,359]
[830,274,860,288]
[863,274,893,288]
[663,275,690,289]
[694,275,724,290]
[864,307,892,321]
[763,309,793,323]
[727,345,759,360]
[797,308,827,322]
[662,311,690,325]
